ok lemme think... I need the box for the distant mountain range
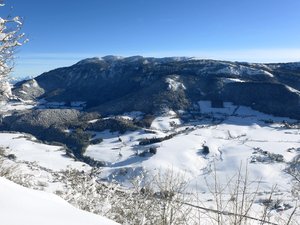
[13,56,300,119]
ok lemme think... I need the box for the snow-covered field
[0,133,87,171]
[84,101,300,222]
[0,100,35,114]
[84,102,299,192]
[1,100,299,224]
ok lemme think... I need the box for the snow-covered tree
[0,1,26,102]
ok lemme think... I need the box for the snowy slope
[1,100,298,194]
[0,100,35,113]
[1,100,299,223]
[84,102,299,194]
[0,133,87,171]
[0,177,119,225]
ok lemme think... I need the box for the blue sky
[3,0,300,77]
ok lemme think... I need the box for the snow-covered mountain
[13,56,300,119]
[1,56,300,224]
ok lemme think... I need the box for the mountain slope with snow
[12,56,300,119]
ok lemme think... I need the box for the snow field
[0,177,120,225]
[1,100,299,223]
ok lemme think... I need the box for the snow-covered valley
[1,100,300,224]
[85,102,299,191]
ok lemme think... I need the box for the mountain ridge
[13,56,300,119]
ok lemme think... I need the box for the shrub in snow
[0,148,34,188]
[202,145,210,155]
[7,153,16,160]
[251,148,284,164]
[286,155,300,199]
[138,147,157,157]
[149,146,157,154]
[90,137,103,145]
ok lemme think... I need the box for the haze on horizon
[3,0,300,78]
